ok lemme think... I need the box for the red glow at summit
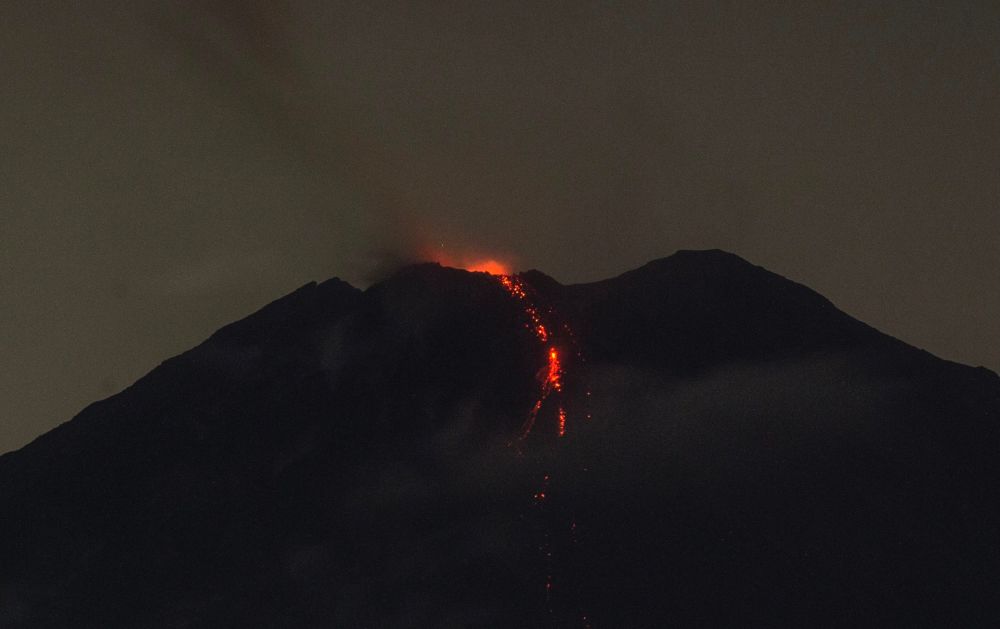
[418,244,512,276]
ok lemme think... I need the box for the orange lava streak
[543,349,565,437]
[499,275,549,341]
[494,272,590,624]
[499,273,572,439]
[517,343,565,439]
[547,348,563,392]
[520,400,544,440]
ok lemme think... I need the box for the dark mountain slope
[561,249,882,369]
[1,250,999,627]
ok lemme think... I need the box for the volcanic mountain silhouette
[2,250,999,627]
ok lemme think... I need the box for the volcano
[2,250,999,627]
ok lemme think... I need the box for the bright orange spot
[419,245,513,276]
[557,407,567,437]
[464,259,510,275]
[546,348,563,392]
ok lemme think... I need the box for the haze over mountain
[4,1,999,458]
[2,250,999,627]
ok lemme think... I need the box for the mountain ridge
[8,249,995,463]
[2,249,999,627]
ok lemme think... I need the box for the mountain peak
[612,249,797,287]
[2,252,999,627]
[555,249,878,371]
[647,247,752,265]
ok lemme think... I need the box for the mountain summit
[2,250,999,627]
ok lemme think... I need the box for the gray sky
[3,0,998,453]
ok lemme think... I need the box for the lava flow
[452,261,590,624]
[496,274,569,440]
[488,269,592,626]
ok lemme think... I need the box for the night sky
[3,0,998,454]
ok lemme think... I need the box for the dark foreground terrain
[2,250,999,627]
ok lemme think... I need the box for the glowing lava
[499,275,549,342]
[464,259,511,275]
[420,244,512,277]
[496,274,570,439]
[488,269,592,625]
[547,348,563,393]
